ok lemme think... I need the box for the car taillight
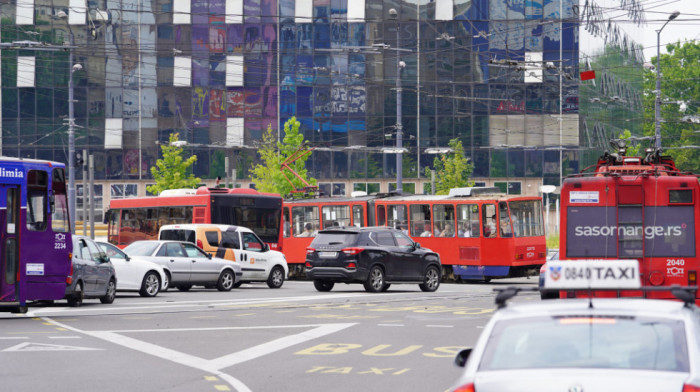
[66,263,73,285]
[197,239,203,248]
[452,383,475,392]
[689,270,697,286]
[306,247,316,254]
[539,252,546,258]
[649,270,664,286]
[683,384,700,392]
[346,262,356,269]
[342,247,364,255]
[515,253,523,260]
[305,262,312,268]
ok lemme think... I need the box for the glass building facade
[0,0,645,199]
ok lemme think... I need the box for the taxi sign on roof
[544,260,641,290]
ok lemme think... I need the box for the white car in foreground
[98,242,168,297]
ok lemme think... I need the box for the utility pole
[389,8,405,193]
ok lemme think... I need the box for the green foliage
[643,41,700,173]
[147,133,201,195]
[618,129,641,157]
[546,235,560,250]
[423,138,474,195]
[249,117,317,196]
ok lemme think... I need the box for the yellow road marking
[204,376,218,381]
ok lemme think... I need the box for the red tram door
[0,185,21,307]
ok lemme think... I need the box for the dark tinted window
[311,232,357,246]
[670,189,692,204]
[371,231,395,246]
[160,229,196,244]
[221,231,240,249]
[205,231,219,246]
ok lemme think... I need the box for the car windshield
[479,315,689,372]
[311,233,357,246]
[123,241,161,256]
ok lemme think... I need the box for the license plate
[318,251,337,258]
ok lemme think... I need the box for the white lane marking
[3,342,101,352]
[0,337,29,340]
[49,336,82,339]
[43,317,356,392]
[377,324,405,327]
[108,323,352,334]
[29,293,371,315]
[209,323,355,369]
[426,325,453,328]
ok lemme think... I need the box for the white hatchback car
[98,242,168,297]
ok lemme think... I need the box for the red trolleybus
[560,144,699,300]
[0,158,72,313]
[107,187,283,250]
[282,188,546,280]
[372,188,546,281]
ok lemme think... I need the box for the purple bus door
[0,185,21,307]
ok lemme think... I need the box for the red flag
[580,70,596,81]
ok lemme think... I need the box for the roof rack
[494,285,698,308]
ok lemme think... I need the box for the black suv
[305,226,441,293]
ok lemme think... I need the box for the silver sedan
[122,240,243,292]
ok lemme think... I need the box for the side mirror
[414,242,421,249]
[125,255,131,261]
[263,243,269,252]
[454,348,472,367]
[206,253,212,259]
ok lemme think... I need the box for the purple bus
[0,158,72,313]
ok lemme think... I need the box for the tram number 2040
[667,259,685,267]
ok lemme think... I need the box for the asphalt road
[0,278,540,392]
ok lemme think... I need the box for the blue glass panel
[227,25,245,53]
[331,0,347,19]
[192,25,208,54]
[280,86,296,115]
[331,22,348,48]
[526,0,543,19]
[526,21,543,51]
[210,54,226,87]
[297,87,313,116]
[280,0,295,23]
[281,54,296,85]
[210,0,225,15]
[331,120,348,147]
[348,86,366,118]
[297,54,314,86]
[348,53,365,86]
[261,0,277,23]
[192,0,208,24]
[313,54,331,85]
[314,87,331,116]
[331,86,347,115]
[314,23,331,49]
[244,0,261,23]
[193,58,209,86]
[348,23,365,46]
[297,24,313,49]
[280,24,296,49]
[562,22,576,50]
[467,0,489,19]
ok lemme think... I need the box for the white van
[159,224,288,288]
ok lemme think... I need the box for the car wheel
[419,266,440,292]
[267,266,285,289]
[100,278,117,304]
[313,279,334,292]
[364,266,385,293]
[139,271,161,297]
[233,281,243,288]
[380,283,391,292]
[217,270,235,291]
[67,281,84,307]
[177,285,192,292]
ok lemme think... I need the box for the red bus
[283,188,547,280]
[107,187,283,251]
[560,146,699,300]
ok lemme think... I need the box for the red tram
[560,144,700,300]
[283,188,547,280]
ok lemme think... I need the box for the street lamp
[389,8,405,193]
[56,10,81,233]
[655,10,680,149]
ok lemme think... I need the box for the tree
[147,133,201,195]
[643,41,700,173]
[423,138,474,195]
[250,117,317,196]
[618,129,641,157]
